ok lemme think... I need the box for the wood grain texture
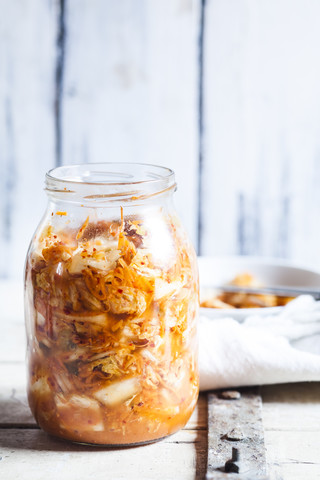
[1,355,320,479]
[61,0,199,244]
[261,382,320,432]
[0,0,57,279]
[201,0,320,269]
[261,382,320,480]
[0,361,207,480]
[0,428,207,480]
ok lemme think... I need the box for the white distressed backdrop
[1,0,320,280]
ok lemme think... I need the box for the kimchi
[25,208,199,445]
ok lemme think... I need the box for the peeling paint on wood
[2,0,320,279]
[0,0,57,279]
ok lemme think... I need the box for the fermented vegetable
[25,209,198,445]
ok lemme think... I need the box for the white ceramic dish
[198,256,320,321]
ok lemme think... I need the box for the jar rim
[45,163,176,206]
[46,162,174,186]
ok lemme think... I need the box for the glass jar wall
[24,163,199,445]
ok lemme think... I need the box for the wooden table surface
[1,281,320,480]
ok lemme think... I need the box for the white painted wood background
[1,0,320,280]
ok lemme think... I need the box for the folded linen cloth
[199,295,320,390]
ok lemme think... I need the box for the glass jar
[24,163,199,445]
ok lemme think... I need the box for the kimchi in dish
[25,208,199,445]
[200,273,294,309]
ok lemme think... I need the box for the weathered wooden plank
[0,361,207,478]
[201,0,320,269]
[261,382,320,479]
[264,431,320,480]
[61,0,199,244]
[270,464,320,480]
[206,388,268,479]
[261,382,320,432]
[1,367,320,480]
[0,0,57,280]
[0,427,207,480]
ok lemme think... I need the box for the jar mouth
[45,163,176,205]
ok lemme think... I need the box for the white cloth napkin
[199,295,320,390]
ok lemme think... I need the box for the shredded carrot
[76,216,89,240]
[83,268,107,300]
[120,206,124,226]
[56,211,67,216]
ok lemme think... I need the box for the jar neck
[45,163,176,208]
